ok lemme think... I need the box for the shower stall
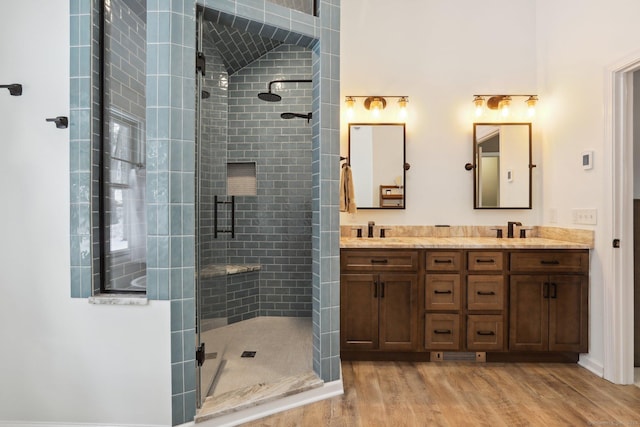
[194,7,315,409]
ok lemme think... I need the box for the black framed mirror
[348,123,406,209]
[473,122,532,209]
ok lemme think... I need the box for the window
[99,0,147,293]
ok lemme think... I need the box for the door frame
[605,50,640,384]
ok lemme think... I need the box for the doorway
[633,70,640,372]
[608,53,640,385]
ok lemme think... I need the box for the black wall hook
[1,84,22,96]
[46,116,69,129]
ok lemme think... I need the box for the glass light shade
[526,96,538,117]
[499,96,511,117]
[398,97,408,119]
[345,97,355,118]
[473,96,484,117]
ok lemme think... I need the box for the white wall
[537,0,640,376]
[340,0,540,226]
[0,1,171,425]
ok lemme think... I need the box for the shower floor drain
[241,351,256,358]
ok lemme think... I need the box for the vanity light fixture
[472,94,538,118]
[344,95,410,119]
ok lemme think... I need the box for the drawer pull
[434,290,453,295]
[477,330,496,336]
[434,329,452,335]
[477,291,496,296]
[475,259,495,264]
[371,259,389,264]
[540,260,560,265]
[434,259,453,264]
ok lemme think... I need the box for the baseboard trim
[181,378,344,427]
[579,353,605,378]
[0,422,165,427]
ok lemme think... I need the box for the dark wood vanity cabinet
[341,247,589,360]
[509,251,589,353]
[340,250,418,352]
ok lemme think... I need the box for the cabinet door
[509,275,549,351]
[549,275,588,352]
[340,274,379,350]
[379,273,418,351]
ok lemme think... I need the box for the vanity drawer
[510,251,589,273]
[425,313,460,350]
[425,274,461,311]
[467,315,504,351]
[425,251,462,271]
[467,275,504,311]
[341,250,418,272]
[468,251,504,271]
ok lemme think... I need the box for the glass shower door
[195,7,234,407]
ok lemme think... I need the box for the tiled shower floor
[200,316,313,397]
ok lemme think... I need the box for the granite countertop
[340,236,591,250]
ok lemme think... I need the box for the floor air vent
[241,351,256,358]
[430,352,486,362]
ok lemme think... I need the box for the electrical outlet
[572,208,597,225]
[549,208,558,223]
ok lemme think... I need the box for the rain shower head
[257,91,282,102]
[257,79,312,102]
[280,112,312,123]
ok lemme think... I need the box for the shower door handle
[214,195,219,238]
[214,195,235,239]
[230,196,235,238]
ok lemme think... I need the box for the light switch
[572,208,597,225]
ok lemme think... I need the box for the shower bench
[199,263,262,327]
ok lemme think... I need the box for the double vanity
[339,226,592,363]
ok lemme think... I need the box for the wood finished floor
[241,361,640,426]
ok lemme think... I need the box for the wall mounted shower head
[1,83,22,96]
[257,79,312,102]
[280,112,312,123]
[201,90,210,99]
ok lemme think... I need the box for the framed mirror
[473,122,532,209]
[348,123,406,209]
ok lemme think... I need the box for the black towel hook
[1,84,22,96]
[46,116,69,129]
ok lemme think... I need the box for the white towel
[340,164,357,213]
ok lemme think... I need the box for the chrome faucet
[368,221,375,238]
[507,221,522,238]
